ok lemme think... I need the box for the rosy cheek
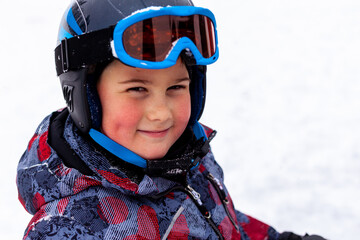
[101,97,143,135]
[115,103,143,128]
[176,96,191,124]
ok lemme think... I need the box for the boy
[17,0,326,239]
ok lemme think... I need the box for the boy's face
[97,58,191,160]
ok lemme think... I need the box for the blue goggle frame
[112,6,219,69]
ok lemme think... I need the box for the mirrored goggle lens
[122,14,216,62]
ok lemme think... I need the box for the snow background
[1,0,359,239]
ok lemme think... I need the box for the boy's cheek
[115,105,143,127]
[176,98,191,122]
[101,103,143,137]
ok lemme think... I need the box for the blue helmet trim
[89,128,147,168]
[58,26,73,42]
[113,6,219,69]
[193,121,208,140]
[66,8,83,35]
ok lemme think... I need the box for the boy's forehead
[103,58,190,83]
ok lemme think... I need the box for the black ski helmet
[55,0,211,134]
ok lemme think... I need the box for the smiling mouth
[138,128,170,138]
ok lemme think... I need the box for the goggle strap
[55,27,114,76]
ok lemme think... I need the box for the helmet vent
[63,85,74,112]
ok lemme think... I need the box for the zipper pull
[207,173,228,203]
[185,185,203,206]
[183,184,223,239]
[208,173,223,190]
[207,173,239,231]
[185,185,212,219]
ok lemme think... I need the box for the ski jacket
[17,109,280,240]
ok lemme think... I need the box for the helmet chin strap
[89,128,147,168]
[145,136,210,178]
[88,122,211,177]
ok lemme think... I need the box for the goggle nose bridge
[164,37,208,63]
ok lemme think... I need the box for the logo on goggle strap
[63,85,74,112]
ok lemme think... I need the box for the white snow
[126,6,164,18]
[1,0,359,239]
[110,40,118,59]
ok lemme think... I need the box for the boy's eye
[168,85,187,90]
[127,87,147,92]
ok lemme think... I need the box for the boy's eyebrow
[174,77,191,83]
[118,79,150,84]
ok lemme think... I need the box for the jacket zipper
[206,173,240,232]
[152,184,224,239]
[183,185,224,240]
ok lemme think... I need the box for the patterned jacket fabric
[17,110,280,240]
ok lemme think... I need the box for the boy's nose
[146,96,172,122]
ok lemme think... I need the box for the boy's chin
[140,152,167,161]
[137,147,169,161]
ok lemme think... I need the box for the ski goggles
[114,6,219,68]
[55,6,219,75]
